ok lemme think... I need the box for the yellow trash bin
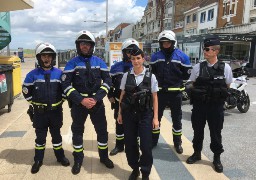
[0,56,22,98]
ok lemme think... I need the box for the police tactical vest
[191,61,228,103]
[72,57,101,95]
[122,70,153,112]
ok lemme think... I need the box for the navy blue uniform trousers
[153,91,182,145]
[191,101,224,154]
[113,100,124,148]
[71,101,108,163]
[33,108,64,161]
[123,109,153,177]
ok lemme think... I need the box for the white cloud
[9,0,145,50]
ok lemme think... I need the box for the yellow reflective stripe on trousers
[116,137,124,140]
[100,86,109,93]
[35,146,45,150]
[172,132,182,136]
[159,87,185,91]
[98,145,108,150]
[152,130,160,134]
[74,148,83,152]
[53,146,62,150]
[67,88,76,96]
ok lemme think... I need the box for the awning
[0,0,34,12]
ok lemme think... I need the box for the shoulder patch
[22,87,28,94]
[61,74,66,81]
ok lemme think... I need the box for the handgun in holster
[27,105,34,122]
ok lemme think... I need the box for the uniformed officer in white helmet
[150,30,192,153]
[61,30,114,174]
[23,42,70,174]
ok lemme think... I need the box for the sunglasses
[203,47,215,52]
[80,42,91,46]
[125,49,133,54]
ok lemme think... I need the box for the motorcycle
[224,63,250,113]
[182,80,192,102]
[182,63,250,113]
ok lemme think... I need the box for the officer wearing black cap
[186,36,233,173]
[61,30,114,175]
[117,48,159,180]
[108,38,140,156]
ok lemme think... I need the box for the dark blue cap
[130,48,143,56]
[204,36,220,47]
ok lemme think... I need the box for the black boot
[100,158,114,169]
[31,161,43,174]
[186,151,201,164]
[57,157,70,166]
[129,168,140,180]
[109,146,124,156]
[213,154,223,173]
[174,144,183,154]
[71,162,82,175]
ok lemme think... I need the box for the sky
[9,0,148,50]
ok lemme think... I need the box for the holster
[27,105,34,122]
[190,88,208,104]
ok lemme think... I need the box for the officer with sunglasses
[186,36,233,173]
[61,30,114,174]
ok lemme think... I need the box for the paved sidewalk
[0,58,229,179]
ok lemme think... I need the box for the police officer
[22,43,70,174]
[108,38,140,156]
[118,48,159,180]
[150,30,192,153]
[186,36,233,173]
[61,30,114,175]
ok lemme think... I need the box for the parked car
[218,54,244,70]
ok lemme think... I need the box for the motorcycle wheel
[237,93,250,113]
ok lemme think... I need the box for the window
[186,15,191,24]
[254,0,256,7]
[200,12,206,23]
[192,13,197,22]
[223,0,237,16]
[208,9,214,21]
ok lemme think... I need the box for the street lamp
[106,0,108,42]
[84,20,106,34]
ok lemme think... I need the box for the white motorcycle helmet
[35,42,57,68]
[75,30,95,58]
[121,38,139,62]
[158,30,177,53]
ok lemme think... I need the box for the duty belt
[31,100,63,113]
[33,105,61,113]
[159,87,185,92]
